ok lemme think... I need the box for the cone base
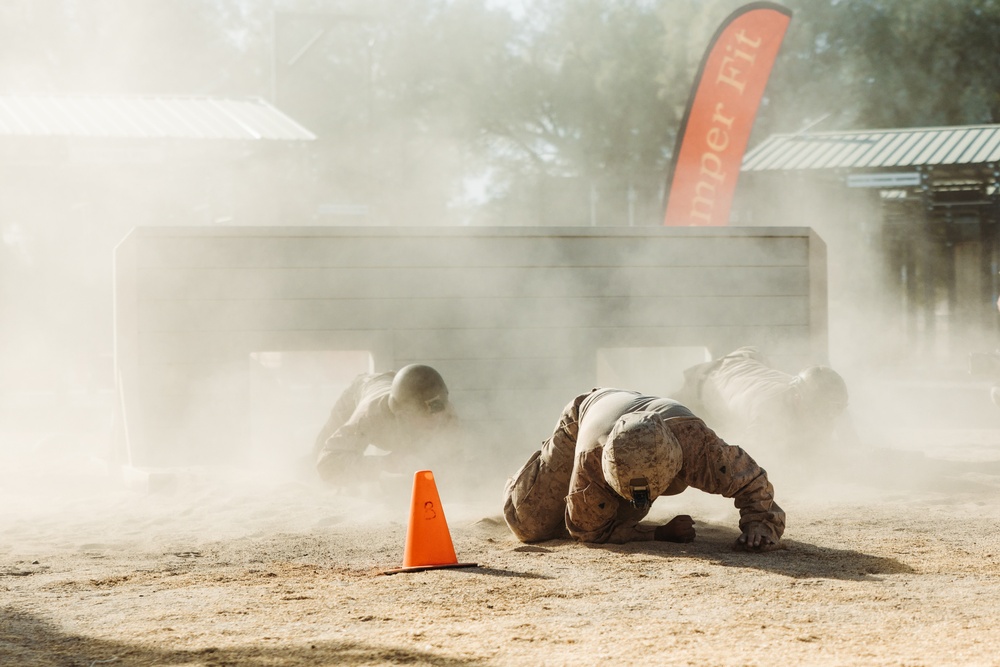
[382,561,478,575]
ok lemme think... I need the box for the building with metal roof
[743,125,1000,174]
[0,94,320,401]
[739,125,1000,368]
[0,93,318,227]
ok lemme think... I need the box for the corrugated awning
[0,94,316,141]
[742,125,1000,172]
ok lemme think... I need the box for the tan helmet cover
[793,366,849,414]
[389,364,449,414]
[601,411,682,503]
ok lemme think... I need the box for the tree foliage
[763,0,1000,134]
[4,0,1000,224]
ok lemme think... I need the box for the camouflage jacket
[564,389,785,544]
[314,372,457,484]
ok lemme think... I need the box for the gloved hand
[734,522,780,552]
[653,514,696,542]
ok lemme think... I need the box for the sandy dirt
[4,428,1000,667]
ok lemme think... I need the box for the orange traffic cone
[383,470,478,575]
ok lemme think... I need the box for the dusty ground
[4,425,1000,667]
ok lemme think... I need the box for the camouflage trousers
[502,393,586,542]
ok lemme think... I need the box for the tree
[761,0,1000,133]
[11,0,1000,227]
[443,0,748,225]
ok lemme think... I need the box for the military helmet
[792,366,849,415]
[389,364,449,415]
[601,411,682,510]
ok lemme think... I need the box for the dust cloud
[5,7,1000,665]
[733,174,1000,512]
[1,0,998,556]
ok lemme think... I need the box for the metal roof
[0,94,316,141]
[742,125,1000,172]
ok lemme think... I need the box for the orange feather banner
[663,2,791,227]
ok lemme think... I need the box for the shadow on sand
[473,512,913,582]
[0,607,488,667]
[605,523,915,581]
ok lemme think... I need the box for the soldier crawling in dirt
[502,387,784,550]
[314,364,458,488]
[672,346,852,456]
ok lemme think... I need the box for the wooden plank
[137,265,811,300]
[137,329,390,364]
[116,226,826,466]
[418,356,590,392]
[135,234,811,270]
[136,324,813,365]
[127,225,814,241]
[136,295,812,332]
[808,229,830,362]
[112,232,140,466]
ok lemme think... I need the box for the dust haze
[7,4,1000,666]
[1,0,998,591]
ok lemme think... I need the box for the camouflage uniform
[676,346,844,454]
[314,372,456,486]
[503,388,785,545]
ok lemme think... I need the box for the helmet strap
[629,477,651,510]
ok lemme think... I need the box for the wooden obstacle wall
[114,226,827,466]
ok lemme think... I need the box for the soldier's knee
[502,453,569,543]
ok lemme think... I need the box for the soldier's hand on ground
[654,515,696,542]
[735,523,780,552]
